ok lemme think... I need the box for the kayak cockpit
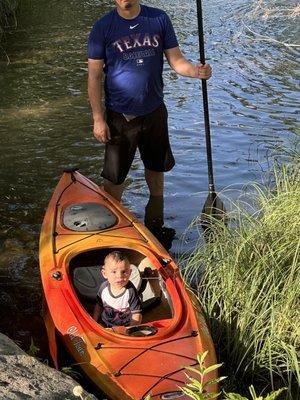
[69,248,174,328]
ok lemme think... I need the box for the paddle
[196,0,226,228]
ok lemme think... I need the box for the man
[88,0,211,241]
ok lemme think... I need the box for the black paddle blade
[201,192,226,231]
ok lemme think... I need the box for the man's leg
[101,110,139,202]
[103,179,125,202]
[138,105,175,249]
[144,169,175,250]
[144,169,164,229]
[144,168,164,196]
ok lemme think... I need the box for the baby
[93,251,142,327]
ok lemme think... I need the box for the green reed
[183,159,300,399]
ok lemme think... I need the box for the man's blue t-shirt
[88,5,178,116]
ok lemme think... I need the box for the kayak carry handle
[64,167,79,173]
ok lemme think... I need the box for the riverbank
[183,156,300,399]
[0,332,97,399]
[0,0,19,42]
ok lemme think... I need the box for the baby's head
[102,251,131,290]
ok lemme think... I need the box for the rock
[0,333,98,399]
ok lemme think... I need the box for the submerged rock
[0,333,97,399]
[3,239,25,250]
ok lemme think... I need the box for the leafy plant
[144,352,286,400]
[27,337,40,357]
[180,351,224,400]
[180,352,286,400]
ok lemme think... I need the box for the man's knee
[103,179,125,202]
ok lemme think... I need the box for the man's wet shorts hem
[101,103,175,185]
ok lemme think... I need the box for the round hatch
[63,203,117,232]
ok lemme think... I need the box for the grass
[182,158,300,399]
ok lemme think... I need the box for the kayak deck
[39,170,218,400]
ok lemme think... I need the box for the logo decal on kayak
[67,326,86,357]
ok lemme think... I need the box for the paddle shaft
[196,0,215,194]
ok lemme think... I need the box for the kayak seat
[72,263,160,310]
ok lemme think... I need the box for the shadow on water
[0,238,49,357]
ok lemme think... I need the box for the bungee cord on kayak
[99,333,199,374]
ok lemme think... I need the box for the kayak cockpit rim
[59,245,184,340]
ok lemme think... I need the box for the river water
[0,0,299,375]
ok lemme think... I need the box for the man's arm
[164,47,212,80]
[88,58,110,143]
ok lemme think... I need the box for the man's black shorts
[101,103,175,185]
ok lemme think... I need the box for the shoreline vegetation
[0,0,19,42]
[183,155,300,399]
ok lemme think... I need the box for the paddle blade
[201,192,226,229]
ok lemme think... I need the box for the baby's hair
[104,251,129,265]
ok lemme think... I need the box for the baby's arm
[128,285,142,326]
[131,312,142,326]
[93,303,102,321]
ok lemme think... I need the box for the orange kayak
[39,170,217,400]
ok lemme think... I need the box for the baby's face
[102,258,131,290]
